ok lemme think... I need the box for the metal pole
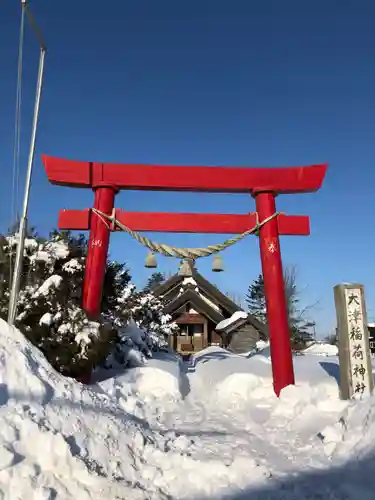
[8,46,46,325]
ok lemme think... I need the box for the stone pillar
[334,283,374,399]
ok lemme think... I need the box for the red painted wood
[255,192,295,396]
[175,313,206,324]
[58,209,310,235]
[83,187,117,319]
[42,155,327,194]
[59,209,90,229]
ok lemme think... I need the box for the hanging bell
[212,254,224,272]
[178,258,193,277]
[145,251,157,268]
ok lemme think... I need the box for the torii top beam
[41,155,327,194]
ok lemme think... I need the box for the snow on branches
[105,283,178,369]
[0,232,113,377]
[0,230,178,378]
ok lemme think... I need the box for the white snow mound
[0,319,183,499]
[303,342,339,357]
[0,322,270,499]
[3,320,375,499]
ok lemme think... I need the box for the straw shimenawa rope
[91,208,281,259]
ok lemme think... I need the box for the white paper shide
[344,288,371,398]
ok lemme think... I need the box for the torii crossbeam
[42,154,327,396]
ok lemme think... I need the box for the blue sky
[1,0,375,337]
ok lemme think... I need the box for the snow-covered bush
[0,229,178,377]
[0,230,46,319]
[0,231,117,377]
[105,284,179,368]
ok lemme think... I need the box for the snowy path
[161,366,291,475]
[92,346,360,498]
[114,353,345,498]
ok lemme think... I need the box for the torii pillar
[41,155,327,395]
[83,183,118,318]
[254,191,294,391]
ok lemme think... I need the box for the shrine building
[152,259,268,356]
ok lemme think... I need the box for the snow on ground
[303,342,339,357]
[2,319,375,498]
[97,345,371,498]
[99,351,183,418]
[0,319,155,499]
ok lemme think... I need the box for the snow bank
[320,391,375,461]
[109,358,375,492]
[0,319,153,498]
[303,342,339,357]
[4,318,375,499]
[99,345,375,498]
[0,319,199,499]
[189,347,343,427]
[99,351,182,415]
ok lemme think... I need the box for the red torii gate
[42,155,327,396]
